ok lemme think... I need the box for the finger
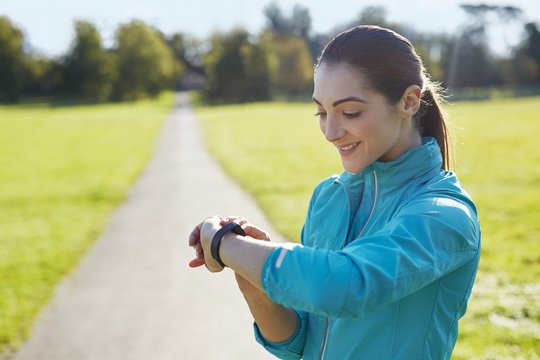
[218,219,267,240]
[188,222,202,246]
[221,216,248,226]
[243,224,270,241]
[188,258,206,268]
[220,216,238,225]
[188,233,198,247]
[195,244,204,260]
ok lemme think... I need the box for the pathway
[13,93,279,360]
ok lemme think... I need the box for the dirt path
[13,93,278,360]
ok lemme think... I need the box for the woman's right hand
[220,216,271,242]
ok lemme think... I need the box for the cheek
[319,119,326,135]
[359,113,397,140]
[347,120,371,138]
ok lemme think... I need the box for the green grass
[0,93,174,355]
[195,96,540,359]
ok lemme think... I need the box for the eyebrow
[312,96,368,107]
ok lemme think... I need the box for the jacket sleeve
[252,184,323,358]
[260,195,481,319]
[253,310,308,359]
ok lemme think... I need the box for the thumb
[188,258,206,268]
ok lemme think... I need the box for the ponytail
[416,81,453,171]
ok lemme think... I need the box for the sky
[2,0,540,57]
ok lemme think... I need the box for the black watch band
[210,221,246,267]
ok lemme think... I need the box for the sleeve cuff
[253,310,307,358]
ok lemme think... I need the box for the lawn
[195,96,540,359]
[0,93,174,356]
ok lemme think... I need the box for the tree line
[0,18,181,102]
[1,3,540,104]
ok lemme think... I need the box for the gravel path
[13,93,279,360]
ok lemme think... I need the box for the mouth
[337,142,360,156]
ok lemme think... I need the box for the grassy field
[196,96,540,359]
[0,94,174,355]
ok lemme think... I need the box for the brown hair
[316,25,452,170]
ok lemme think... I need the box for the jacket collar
[335,137,442,187]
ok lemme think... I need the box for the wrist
[210,221,245,267]
[219,232,242,267]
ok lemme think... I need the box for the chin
[342,162,366,174]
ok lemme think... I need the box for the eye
[343,111,362,119]
[314,111,327,119]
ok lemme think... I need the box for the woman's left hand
[189,215,226,273]
[201,215,226,272]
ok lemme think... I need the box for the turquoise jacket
[255,138,481,359]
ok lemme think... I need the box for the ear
[398,85,421,119]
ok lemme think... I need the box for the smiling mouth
[338,142,360,151]
[337,142,360,155]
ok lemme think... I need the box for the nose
[323,116,345,143]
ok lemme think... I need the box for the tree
[262,2,321,58]
[445,4,525,88]
[241,38,272,101]
[412,34,446,82]
[0,16,25,102]
[333,6,403,35]
[496,48,539,85]
[113,20,176,100]
[263,3,312,38]
[291,5,311,38]
[22,55,59,95]
[523,22,540,81]
[264,34,313,97]
[260,3,315,96]
[202,28,271,104]
[167,33,204,89]
[263,3,291,35]
[444,29,499,88]
[357,6,389,27]
[63,21,116,101]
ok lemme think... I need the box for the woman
[188,25,480,359]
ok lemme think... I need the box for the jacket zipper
[318,169,379,360]
[319,317,330,360]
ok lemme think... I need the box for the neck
[380,129,422,162]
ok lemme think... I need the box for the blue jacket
[255,138,481,359]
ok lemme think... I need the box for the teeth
[340,143,358,151]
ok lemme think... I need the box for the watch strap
[210,221,246,267]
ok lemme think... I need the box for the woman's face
[313,62,420,173]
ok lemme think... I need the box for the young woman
[188,25,480,359]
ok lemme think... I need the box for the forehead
[313,62,371,103]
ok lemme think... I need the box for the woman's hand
[188,215,273,281]
[220,216,271,242]
[189,215,297,341]
[200,216,227,272]
[188,220,206,268]
[188,215,224,272]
